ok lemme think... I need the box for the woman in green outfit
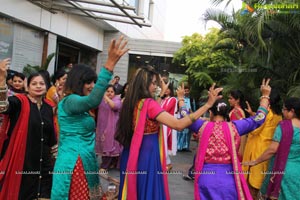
[244,97,300,200]
[51,36,129,200]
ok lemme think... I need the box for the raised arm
[0,58,11,112]
[63,36,129,114]
[233,78,271,135]
[64,68,112,114]
[156,83,222,131]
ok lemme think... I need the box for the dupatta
[194,122,252,200]
[0,94,30,199]
[121,98,170,200]
[266,120,293,199]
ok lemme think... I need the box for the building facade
[0,0,182,84]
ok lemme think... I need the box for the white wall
[105,0,167,40]
[98,32,129,84]
[12,24,44,72]
[0,0,105,51]
[47,33,57,75]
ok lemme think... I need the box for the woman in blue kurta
[115,67,223,200]
[51,36,128,200]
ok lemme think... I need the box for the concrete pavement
[99,140,198,200]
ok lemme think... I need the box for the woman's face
[83,81,95,96]
[12,76,24,90]
[228,95,239,107]
[148,76,157,97]
[57,74,67,87]
[282,105,294,120]
[105,87,115,99]
[27,75,46,97]
[165,88,171,96]
[124,84,129,94]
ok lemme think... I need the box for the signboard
[0,18,13,60]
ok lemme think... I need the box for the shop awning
[28,0,151,27]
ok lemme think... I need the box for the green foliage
[172,1,300,106]
[23,53,55,77]
[173,29,237,99]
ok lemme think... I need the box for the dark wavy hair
[284,97,300,119]
[209,99,230,121]
[52,69,67,85]
[115,66,160,147]
[64,64,97,96]
[38,69,51,90]
[12,72,25,81]
[106,84,116,93]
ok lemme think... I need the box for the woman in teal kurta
[260,125,300,199]
[51,36,129,199]
[244,97,300,200]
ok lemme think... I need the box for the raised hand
[206,83,223,107]
[245,101,255,116]
[176,82,185,100]
[159,75,169,96]
[260,78,271,97]
[104,35,129,72]
[0,58,10,85]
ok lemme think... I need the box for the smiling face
[12,76,24,90]
[27,75,47,97]
[58,74,67,87]
[105,86,115,99]
[82,81,95,96]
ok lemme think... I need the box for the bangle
[0,84,7,91]
[258,106,268,114]
[260,96,270,100]
[188,113,196,122]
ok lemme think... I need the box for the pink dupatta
[121,98,170,200]
[194,122,252,200]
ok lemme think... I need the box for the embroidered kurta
[119,99,169,200]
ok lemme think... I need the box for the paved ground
[99,140,197,200]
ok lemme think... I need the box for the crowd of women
[0,35,299,200]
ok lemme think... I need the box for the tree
[203,3,300,101]
[173,29,237,99]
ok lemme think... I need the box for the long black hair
[115,66,159,147]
